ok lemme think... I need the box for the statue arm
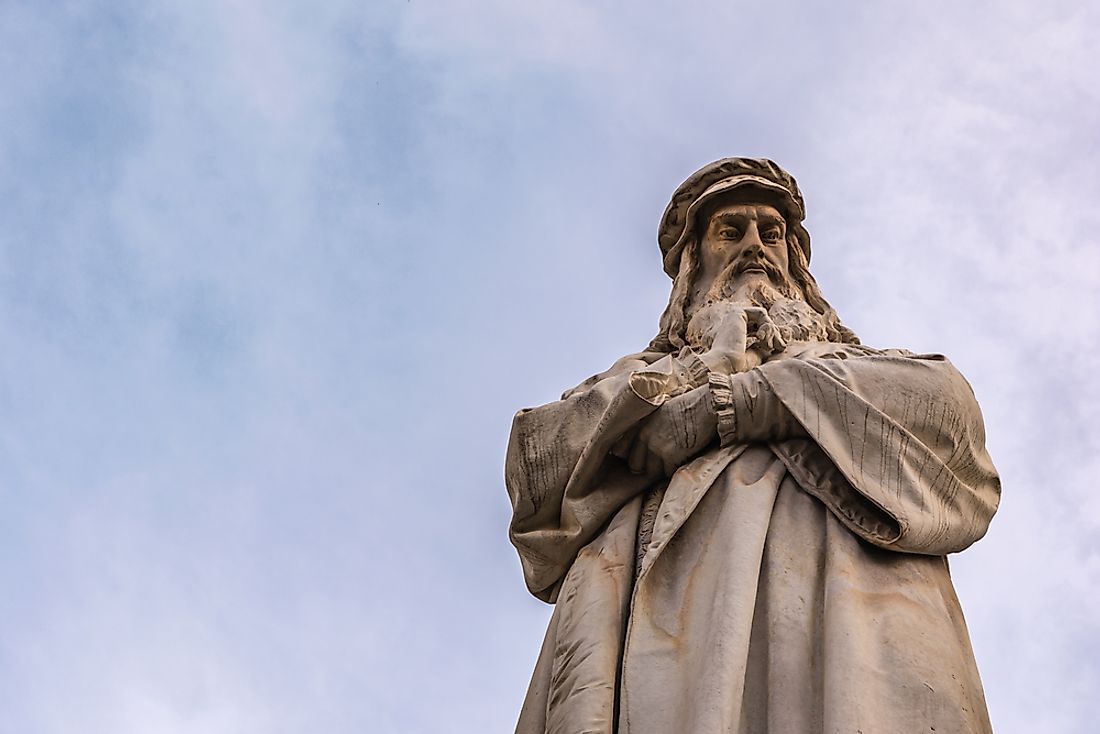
[506,357,678,602]
[713,352,1001,554]
[506,343,767,600]
[616,335,795,476]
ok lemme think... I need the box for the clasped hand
[615,306,780,476]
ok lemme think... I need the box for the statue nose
[741,225,765,248]
[742,242,765,259]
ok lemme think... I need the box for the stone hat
[657,157,811,277]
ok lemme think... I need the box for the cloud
[1,1,1097,732]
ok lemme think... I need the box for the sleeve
[711,352,1001,555]
[506,358,683,602]
[627,348,711,401]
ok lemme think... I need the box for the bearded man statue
[505,158,1000,734]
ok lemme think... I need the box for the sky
[0,1,1098,732]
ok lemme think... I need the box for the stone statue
[505,158,1001,733]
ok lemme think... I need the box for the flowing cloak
[505,344,1001,734]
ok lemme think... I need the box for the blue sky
[1,1,1098,732]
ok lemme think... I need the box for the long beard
[686,294,834,353]
[699,253,830,346]
[702,255,802,305]
[761,297,832,344]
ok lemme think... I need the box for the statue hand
[702,306,772,374]
[623,387,718,476]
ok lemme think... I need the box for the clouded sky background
[1,1,1098,732]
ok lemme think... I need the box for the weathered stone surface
[505,158,999,734]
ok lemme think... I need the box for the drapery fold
[507,345,999,734]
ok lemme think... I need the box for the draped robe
[505,343,1000,734]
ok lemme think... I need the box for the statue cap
[658,157,810,277]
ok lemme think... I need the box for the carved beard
[702,254,802,305]
[686,296,833,353]
[763,297,832,344]
[699,249,805,312]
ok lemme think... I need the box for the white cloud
[1,1,1097,732]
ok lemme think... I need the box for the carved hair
[648,231,859,352]
[653,236,701,351]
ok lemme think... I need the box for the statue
[504,158,1001,733]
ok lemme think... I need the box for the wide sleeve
[714,352,1001,555]
[506,362,676,602]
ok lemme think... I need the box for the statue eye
[763,229,782,242]
[719,228,742,240]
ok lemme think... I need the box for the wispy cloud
[1,2,1097,732]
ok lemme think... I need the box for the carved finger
[755,322,787,354]
[743,306,770,325]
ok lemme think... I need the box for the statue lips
[736,256,781,281]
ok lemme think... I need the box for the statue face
[695,201,791,303]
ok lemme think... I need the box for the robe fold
[505,344,1000,734]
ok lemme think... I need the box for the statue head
[649,157,858,351]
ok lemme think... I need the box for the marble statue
[505,158,1000,733]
